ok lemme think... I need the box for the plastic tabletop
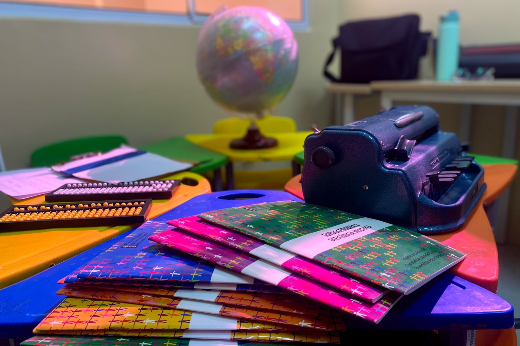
[285,163,518,293]
[0,172,211,289]
[0,190,513,341]
[141,137,228,175]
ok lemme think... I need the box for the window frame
[187,0,309,31]
[0,0,309,30]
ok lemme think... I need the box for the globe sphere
[196,6,298,115]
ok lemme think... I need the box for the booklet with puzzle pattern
[57,286,327,329]
[22,336,339,346]
[29,330,341,343]
[21,336,296,346]
[69,220,258,284]
[33,298,305,333]
[62,278,285,294]
[149,229,402,324]
[61,284,319,315]
[199,202,467,295]
[169,216,387,302]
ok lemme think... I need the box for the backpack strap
[323,37,341,82]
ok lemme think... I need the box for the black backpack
[324,14,430,83]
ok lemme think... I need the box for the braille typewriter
[302,105,486,234]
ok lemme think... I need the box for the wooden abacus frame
[45,180,180,202]
[0,199,152,231]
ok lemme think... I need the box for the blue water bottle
[436,11,460,81]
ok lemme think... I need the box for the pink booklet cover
[149,229,402,324]
[168,216,387,303]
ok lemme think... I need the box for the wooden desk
[325,80,520,243]
[371,79,520,243]
[324,83,373,125]
[371,80,520,150]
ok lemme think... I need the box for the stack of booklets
[25,201,466,346]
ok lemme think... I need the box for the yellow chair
[213,115,297,190]
[214,115,296,134]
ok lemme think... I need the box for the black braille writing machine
[302,105,486,234]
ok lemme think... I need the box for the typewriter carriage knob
[311,146,335,169]
[386,135,417,162]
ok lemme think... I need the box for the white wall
[339,0,520,245]
[339,0,520,45]
[0,0,338,170]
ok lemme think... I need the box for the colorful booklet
[22,336,300,346]
[33,298,303,333]
[62,278,285,294]
[149,229,402,324]
[29,330,341,343]
[57,286,327,329]
[199,202,467,295]
[61,284,319,315]
[169,216,387,302]
[70,220,259,284]
[22,336,339,346]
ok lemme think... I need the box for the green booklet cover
[199,201,466,295]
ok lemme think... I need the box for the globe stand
[229,120,278,150]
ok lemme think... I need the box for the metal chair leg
[212,168,223,192]
[226,162,235,190]
[291,161,301,176]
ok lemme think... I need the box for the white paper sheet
[0,168,82,200]
[53,146,193,183]
[51,146,136,173]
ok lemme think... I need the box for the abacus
[0,200,152,231]
[45,180,180,202]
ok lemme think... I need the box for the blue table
[0,190,514,346]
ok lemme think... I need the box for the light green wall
[339,0,520,46]
[339,0,520,245]
[0,0,338,170]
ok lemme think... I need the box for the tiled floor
[497,244,520,344]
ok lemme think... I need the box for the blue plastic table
[0,190,514,346]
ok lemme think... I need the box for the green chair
[292,150,305,176]
[31,135,129,167]
[468,153,518,166]
[141,137,229,191]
